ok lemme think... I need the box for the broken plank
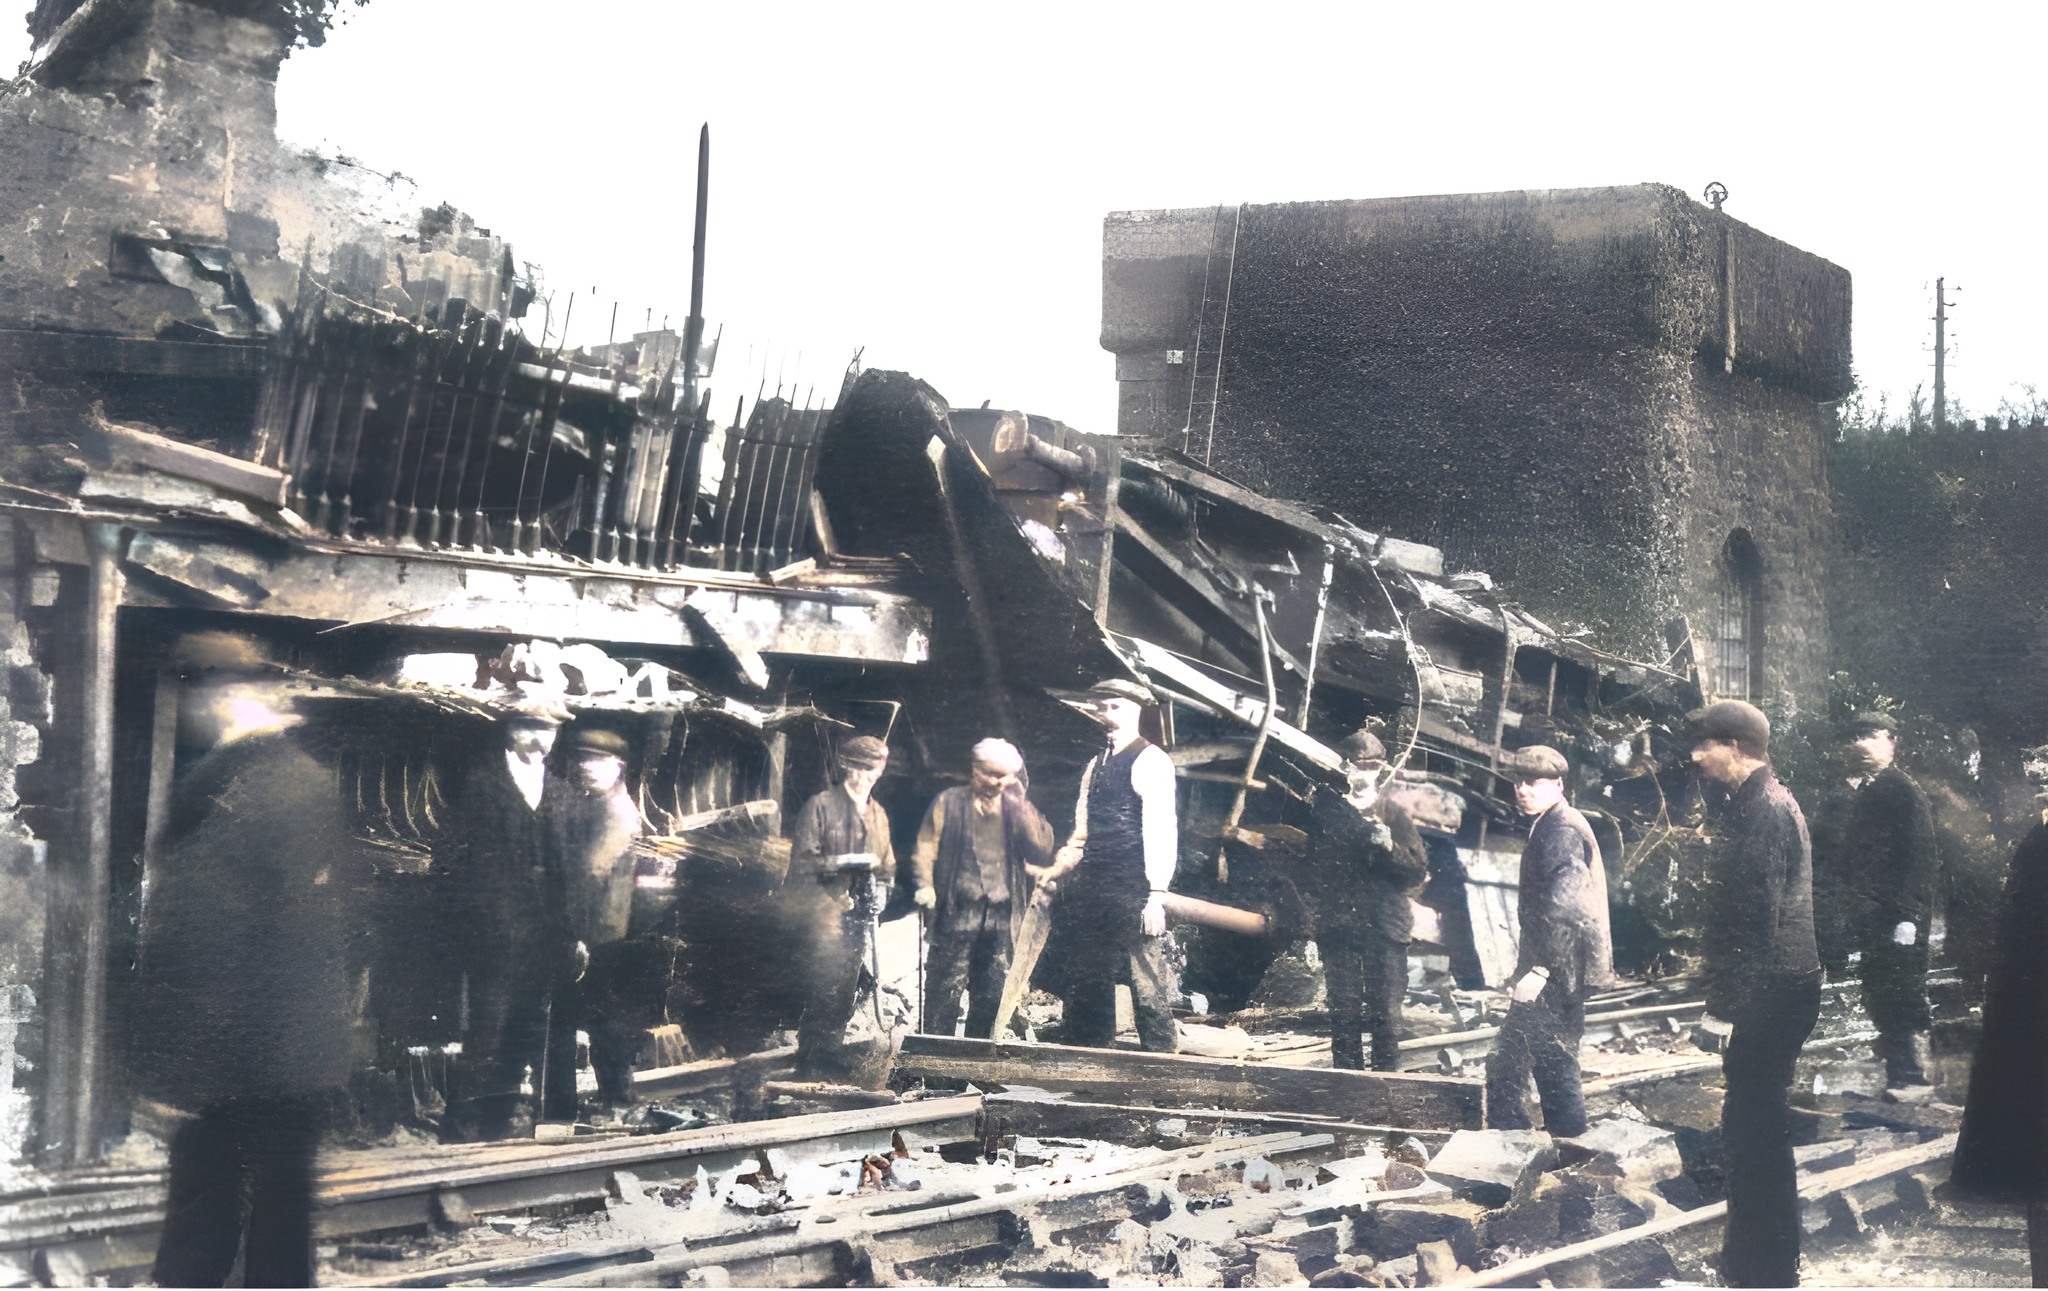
[896,1034,1483,1130]
[93,418,290,506]
[632,1043,797,1098]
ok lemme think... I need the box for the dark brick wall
[1102,184,1850,702]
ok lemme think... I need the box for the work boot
[1878,1030,1935,1100]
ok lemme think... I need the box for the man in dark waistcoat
[1690,700,1822,1288]
[1039,679,1181,1052]
[1304,729,1428,1070]
[133,689,370,1288]
[1952,748,2048,1283]
[911,738,1055,1038]
[1810,711,1940,1096]
[1483,745,1614,1137]
[789,734,896,1079]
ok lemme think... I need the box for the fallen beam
[980,1091,1454,1152]
[894,1034,1484,1130]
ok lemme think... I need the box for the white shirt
[505,750,548,810]
[1068,738,1179,893]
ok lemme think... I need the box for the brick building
[1101,184,1854,710]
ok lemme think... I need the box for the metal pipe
[1296,542,1336,726]
[1214,595,1277,884]
[1160,891,1269,937]
[72,521,122,1163]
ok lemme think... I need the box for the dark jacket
[132,730,371,1107]
[1305,790,1428,942]
[910,784,1055,945]
[1952,820,2048,1200]
[546,781,643,947]
[790,784,896,886]
[1514,802,1616,997]
[1811,766,1939,940]
[1701,765,1821,1021]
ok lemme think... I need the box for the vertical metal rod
[1296,543,1336,727]
[1216,595,1276,885]
[523,294,576,553]
[1721,219,1738,377]
[659,131,710,569]
[442,316,501,548]
[71,522,123,1164]
[331,317,380,535]
[380,326,430,541]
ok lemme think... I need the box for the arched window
[1709,530,1764,701]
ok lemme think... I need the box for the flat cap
[566,727,630,758]
[839,734,891,770]
[1843,711,1898,737]
[1337,729,1387,765]
[1088,678,1155,706]
[1688,700,1771,759]
[1501,744,1569,781]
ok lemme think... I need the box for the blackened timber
[894,1034,1484,1129]
[1109,508,1309,679]
[118,531,931,663]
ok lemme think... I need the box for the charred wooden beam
[894,1034,1484,1130]
[117,532,931,664]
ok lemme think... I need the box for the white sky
[9,2,2044,431]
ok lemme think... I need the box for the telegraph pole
[1933,277,1955,431]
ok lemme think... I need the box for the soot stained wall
[1103,184,1850,703]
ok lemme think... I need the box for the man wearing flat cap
[910,738,1055,1038]
[790,733,896,1078]
[1688,699,1820,1288]
[1037,679,1182,1051]
[1484,744,1613,1137]
[540,725,646,1117]
[1303,729,1428,1070]
[1809,711,1939,1097]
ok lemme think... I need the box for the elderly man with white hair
[910,738,1056,1038]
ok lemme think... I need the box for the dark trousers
[924,900,1013,1039]
[154,1096,324,1288]
[1721,971,1823,1288]
[797,920,870,1077]
[1485,986,1588,1137]
[541,940,654,1116]
[1057,895,1178,1052]
[1861,934,1932,1069]
[1323,928,1408,1071]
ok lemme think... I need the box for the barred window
[1709,530,1764,702]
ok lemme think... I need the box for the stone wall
[2,0,509,342]
[1101,184,1851,703]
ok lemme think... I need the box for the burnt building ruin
[0,5,2026,1288]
